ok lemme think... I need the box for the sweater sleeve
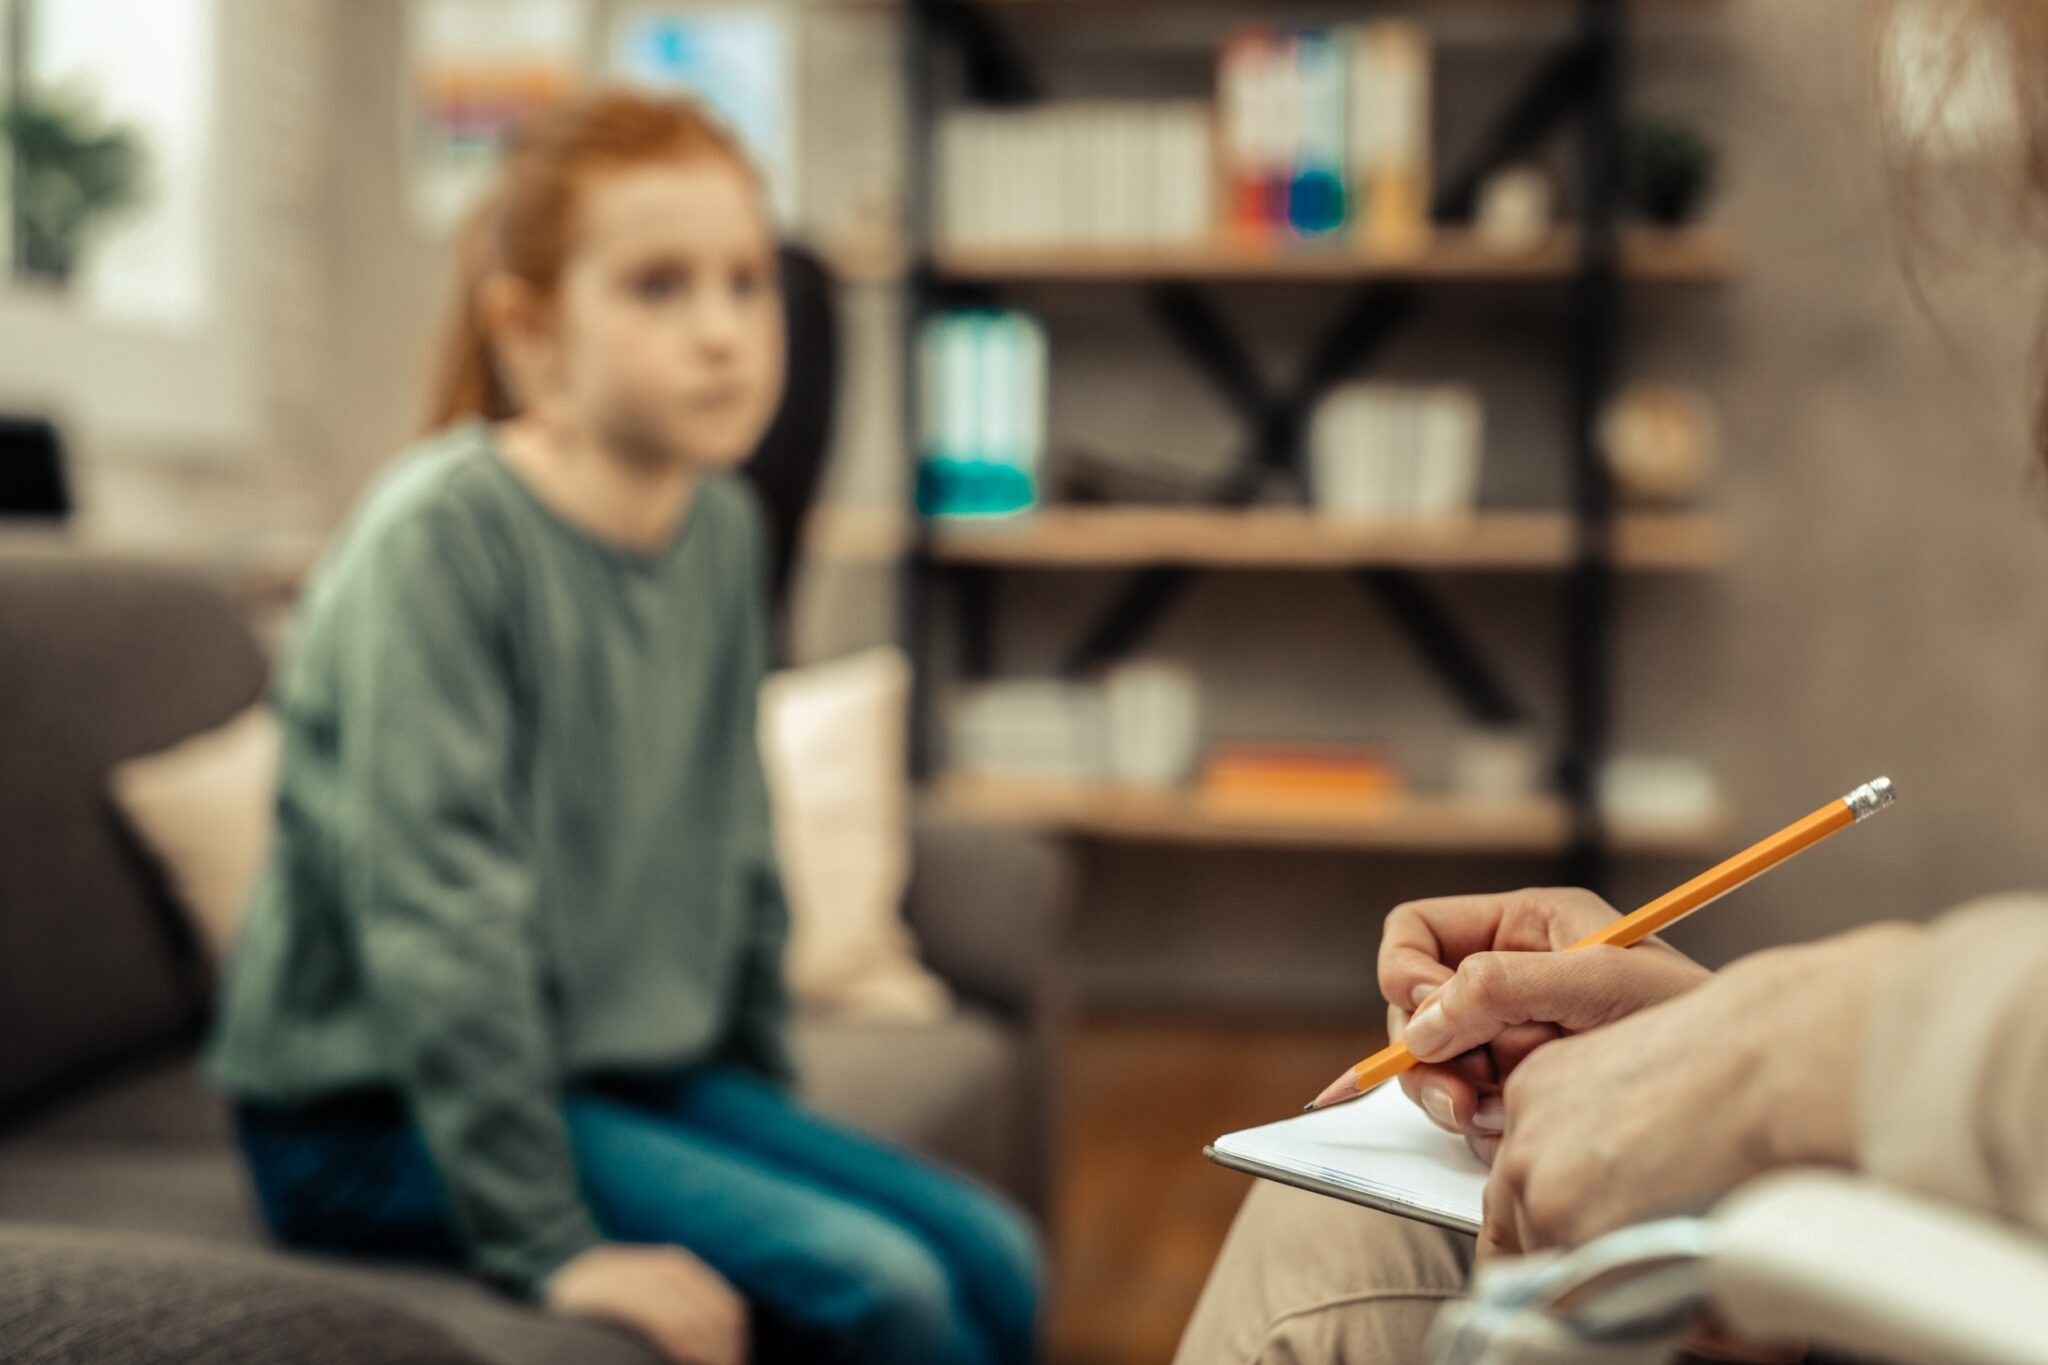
[722,490,796,1087]
[1857,894,2048,1235]
[340,506,602,1297]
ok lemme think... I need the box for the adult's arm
[1858,893,2048,1234]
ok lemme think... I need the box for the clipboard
[1204,1081,1487,1234]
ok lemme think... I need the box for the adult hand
[1478,922,1919,1258]
[1381,888,1710,1153]
[545,1243,750,1365]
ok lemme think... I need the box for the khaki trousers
[1173,1181,1473,1364]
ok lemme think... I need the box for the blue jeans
[236,1068,1041,1365]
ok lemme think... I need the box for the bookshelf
[895,0,1730,871]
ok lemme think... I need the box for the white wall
[1,0,338,549]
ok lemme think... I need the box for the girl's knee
[861,1235,963,1344]
[982,1195,1047,1339]
[968,1200,1044,1365]
[797,1222,989,1365]
[967,1186,1045,1293]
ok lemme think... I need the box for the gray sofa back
[0,552,266,1113]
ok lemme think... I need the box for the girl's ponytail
[421,194,516,434]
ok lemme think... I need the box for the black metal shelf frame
[898,0,1637,883]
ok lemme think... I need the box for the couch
[0,550,1072,1364]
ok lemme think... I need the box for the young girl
[208,92,1039,1365]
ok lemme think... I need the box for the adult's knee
[1174,1183,1472,1365]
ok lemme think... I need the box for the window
[6,0,218,326]
[0,0,271,448]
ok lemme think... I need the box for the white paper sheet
[1209,1081,1488,1232]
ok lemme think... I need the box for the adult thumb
[1401,946,1642,1061]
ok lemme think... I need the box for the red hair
[421,90,756,433]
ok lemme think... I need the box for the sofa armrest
[902,815,1076,1215]
[0,1224,493,1364]
[903,815,1075,1021]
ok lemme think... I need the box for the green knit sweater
[208,422,792,1295]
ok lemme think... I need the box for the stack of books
[917,309,1049,519]
[1200,743,1404,814]
[931,22,1431,257]
[949,681,1104,783]
[1306,383,1484,523]
[1219,22,1432,250]
[938,102,1215,251]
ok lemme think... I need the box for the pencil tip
[1302,1102,1316,1113]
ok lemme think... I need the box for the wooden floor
[1047,1016,1385,1365]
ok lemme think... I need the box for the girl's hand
[1379,888,1711,1151]
[545,1243,749,1365]
[1478,923,1919,1258]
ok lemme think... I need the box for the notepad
[1206,1082,1488,1233]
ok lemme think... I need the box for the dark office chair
[741,244,841,621]
[727,245,1072,1216]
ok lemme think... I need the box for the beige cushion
[790,1009,1024,1193]
[762,647,951,1024]
[107,704,279,965]
[110,651,949,1024]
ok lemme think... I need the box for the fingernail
[1404,1001,1452,1058]
[1411,981,1438,1009]
[1421,1083,1456,1128]
[1474,1097,1506,1133]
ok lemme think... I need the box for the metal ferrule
[1844,776,1897,822]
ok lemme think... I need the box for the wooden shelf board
[927,775,1734,856]
[920,508,1727,571]
[826,0,1716,9]
[931,228,1736,284]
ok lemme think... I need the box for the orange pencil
[1306,776,1898,1113]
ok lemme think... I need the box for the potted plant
[1622,118,1716,228]
[3,91,145,287]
